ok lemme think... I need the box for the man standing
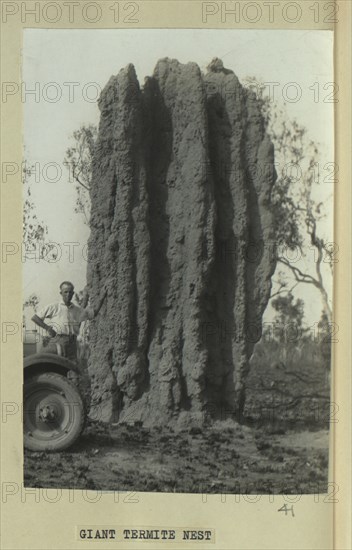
[31,281,107,361]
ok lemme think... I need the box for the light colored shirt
[36,302,94,336]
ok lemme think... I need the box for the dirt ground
[24,419,329,494]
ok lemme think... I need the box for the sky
[22,28,334,327]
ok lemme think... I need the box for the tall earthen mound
[87,58,277,424]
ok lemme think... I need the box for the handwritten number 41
[278,504,295,517]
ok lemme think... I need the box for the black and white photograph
[22,28,334,495]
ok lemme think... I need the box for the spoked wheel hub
[24,372,85,451]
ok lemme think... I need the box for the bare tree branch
[278,258,319,286]
[64,124,97,225]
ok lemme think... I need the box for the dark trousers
[44,334,77,362]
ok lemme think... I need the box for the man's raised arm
[91,286,108,317]
[82,285,108,321]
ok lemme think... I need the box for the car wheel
[24,372,85,452]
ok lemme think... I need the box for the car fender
[24,353,81,377]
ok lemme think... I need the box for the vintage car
[23,330,85,451]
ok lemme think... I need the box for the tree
[22,161,57,325]
[23,160,58,326]
[23,161,58,262]
[272,293,305,334]
[270,293,307,363]
[23,293,40,330]
[63,124,98,225]
[248,292,331,419]
[316,310,332,373]
[243,77,334,323]
[23,293,39,312]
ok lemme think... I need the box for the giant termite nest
[86,58,277,425]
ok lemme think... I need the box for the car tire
[24,372,85,452]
